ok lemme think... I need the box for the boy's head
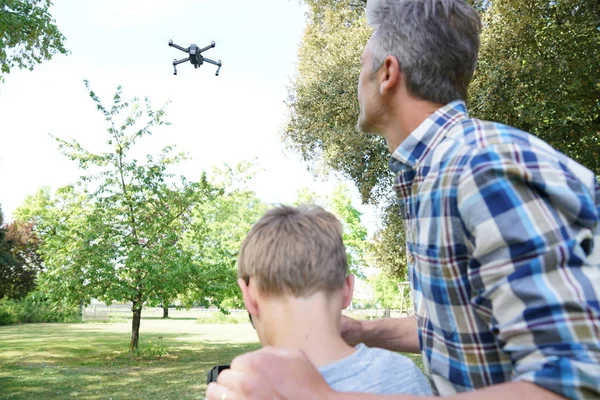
[238,204,349,296]
[237,205,354,342]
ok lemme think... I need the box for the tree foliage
[3,220,43,298]
[16,82,226,352]
[0,206,17,298]
[369,271,401,310]
[0,0,68,82]
[369,271,412,316]
[368,202,407,279]
[181,161,266,310]
[294,183,368,278]
[284,0,391,205]
[0,206,43,299]
[470,0,600,174]
[328,184,368,278]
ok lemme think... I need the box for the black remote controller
[207,364,230,384]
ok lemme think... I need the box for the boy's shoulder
[318,344,432,396]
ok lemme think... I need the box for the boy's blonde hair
[238,205,348,297]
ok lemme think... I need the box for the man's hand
[341,314,421,354]
[341,314,364,346]
[205,346,335,400]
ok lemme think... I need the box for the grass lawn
[0,320,261,399]
[0,319,425,399]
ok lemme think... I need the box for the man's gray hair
[366,0,481,104]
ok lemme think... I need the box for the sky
[0,0,378,232]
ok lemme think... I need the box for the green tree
[470,0,600,174]
[18,82,224,353]
[284,1,389,205]
[370,272,400,314]
[328,184,368,278]
[12,186,74,275]
[370,271,411,317]
[294,187,325,206]
[181,161,266,311]
[368,202,407,280]
[0,0,68,83]
[294,183,369,277]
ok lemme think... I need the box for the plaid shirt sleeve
[456,144,600,399]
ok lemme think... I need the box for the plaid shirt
[390,101,600,399]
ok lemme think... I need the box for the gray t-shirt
[318,343,432,396]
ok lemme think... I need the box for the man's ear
[342,274,355,309]
[379,55,401,95]
[237,278,259,315]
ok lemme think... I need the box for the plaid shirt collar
[389,100,468,174]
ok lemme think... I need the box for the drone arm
[169,40,189,53]
[199,41,216,53]
[203,57,221,67]
[173,57,190,66]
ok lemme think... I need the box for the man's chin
[356,118,369,134]
[357,120,379,136]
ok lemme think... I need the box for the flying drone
[168,39,222,76]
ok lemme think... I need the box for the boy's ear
[342,274,355,309]
[237,278,259,315]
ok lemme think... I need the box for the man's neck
[381,96,445,152]
[258,294,356,368]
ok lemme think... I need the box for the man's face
[357,38,385,135]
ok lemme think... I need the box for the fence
[82,303,413,321]
[344,308,414,320]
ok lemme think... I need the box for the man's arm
[207,347,566,400]
[341,314,420,354]
[332,381,565,400]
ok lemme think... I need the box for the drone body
[169,39,222,76]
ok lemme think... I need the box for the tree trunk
[162,306,169,319]
[383,308,391,318]
[130,302,142,354]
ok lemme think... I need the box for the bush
[0,307,16,325]
[196,311,250,324]
[0,297,80,325]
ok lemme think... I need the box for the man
[234,205,431,395]
[206,0,600,399]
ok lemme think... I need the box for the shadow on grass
[0,324,260,400]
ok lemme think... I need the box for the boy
[236,205,432,395]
